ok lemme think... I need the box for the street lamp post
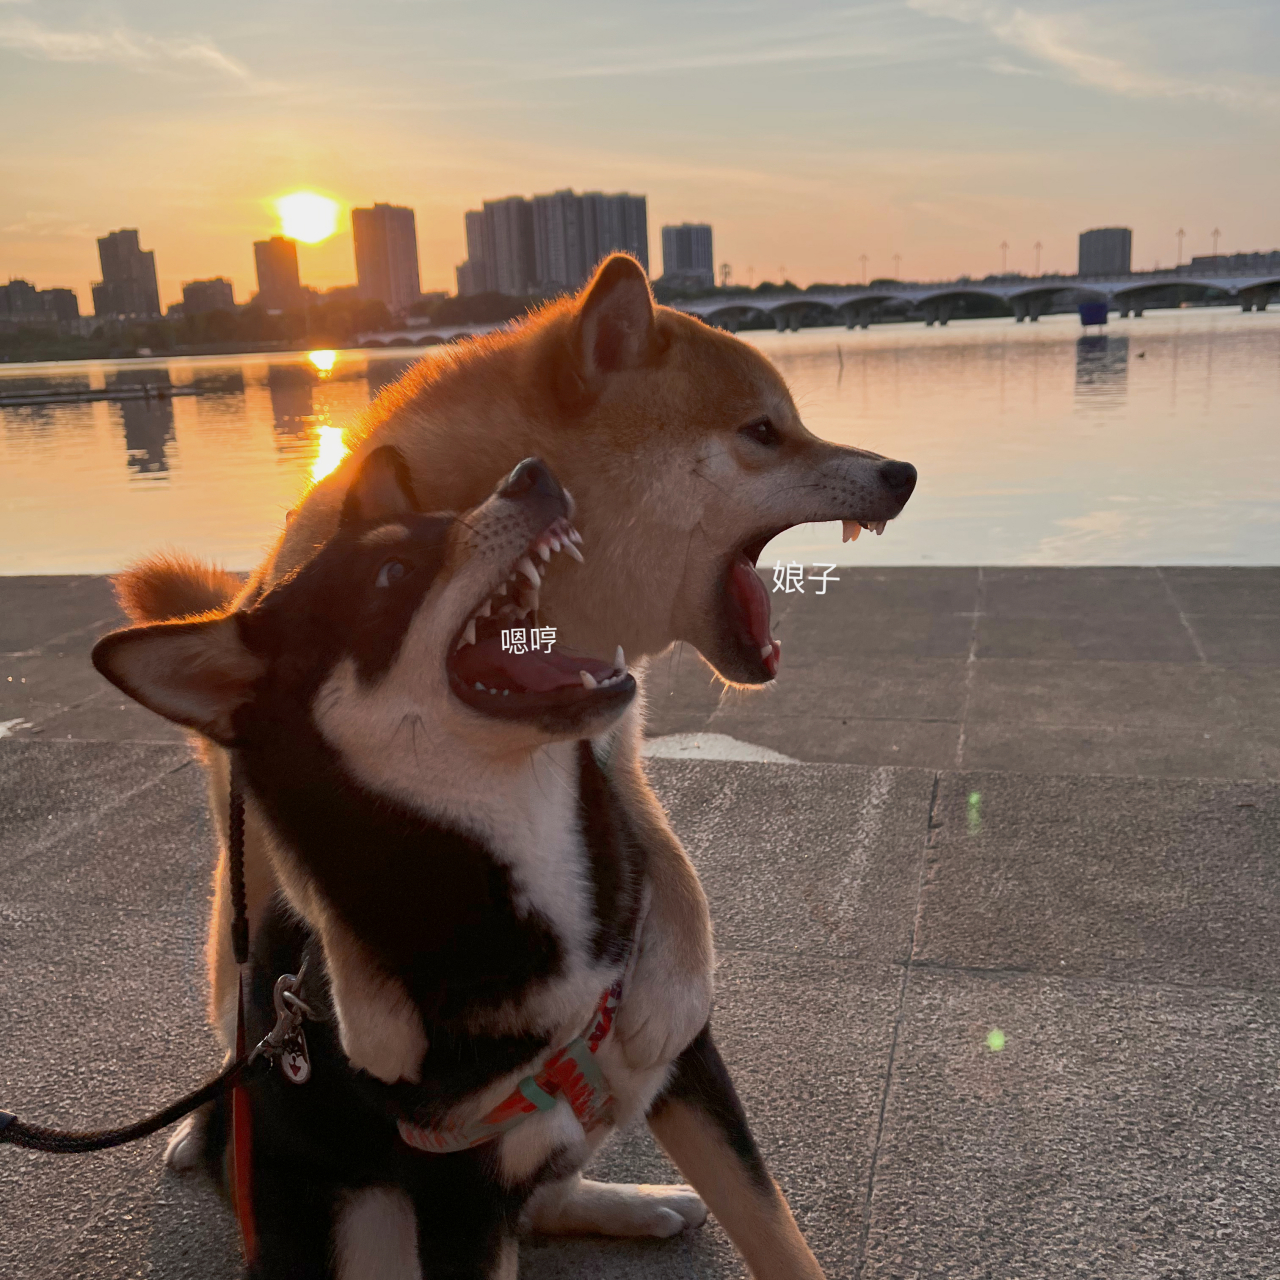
[1000,240,1009,274]
[893,253,901,279]
[1034,241,1042,275]
[1176,228,1185,267]
[1212,227,1221,257]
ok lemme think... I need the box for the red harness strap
[228,973,259,1266]
[398,976,624,1155]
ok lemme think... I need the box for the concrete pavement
[2,569,1278,1278]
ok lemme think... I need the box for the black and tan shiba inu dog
[91,449,784,1278]
[116,254,915,1277]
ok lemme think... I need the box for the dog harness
[398,975,624,1154]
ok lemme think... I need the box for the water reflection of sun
[308,349,337,376]
[311,425,348,482]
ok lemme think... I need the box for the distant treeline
[1,296,396,363]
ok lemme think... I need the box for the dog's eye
[739,417,780,448]
[375,559,409,588]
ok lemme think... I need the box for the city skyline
[2,1,1278,306]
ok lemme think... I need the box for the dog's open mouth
[447,516,634,719]
[730,519,890,680]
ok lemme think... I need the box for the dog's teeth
[489,687,499,694]
[843,520,861,543]
[461,619,476,647]
[538,544,552,563]
[517,557,541,588]
[563,541,584,563]
[614,645,625,672]
[761,644,773,658]
[502,689,509,696]
[478,599,492,617]
[568,529,583,545]
[550,537,562,553]
[474,682,485,691]
[496,582,507,595]
[580,670,598,690]
[874,520,886,536]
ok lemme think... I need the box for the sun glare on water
[311,426,348,483]
[276,192,340,244]
[308,348,337,375]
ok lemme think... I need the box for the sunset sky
[2,0,1278,309]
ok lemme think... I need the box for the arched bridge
[672,271,1280,329]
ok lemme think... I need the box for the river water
[1,307,1277,574]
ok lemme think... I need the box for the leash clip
[249,964,312,1085]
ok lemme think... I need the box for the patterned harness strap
[398,976,624,1155]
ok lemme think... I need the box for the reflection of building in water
[119,398,175,475]
[365,357,415,398]
[106,369,176,475]
[1074,335,1129,404]
[268,364,314,434]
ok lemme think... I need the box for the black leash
[0,760,272,1155]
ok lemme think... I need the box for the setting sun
[276,192,340,244]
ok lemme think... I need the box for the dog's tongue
[730,557,780,677]
[452,635,614,693]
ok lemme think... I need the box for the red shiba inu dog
[116,253,915,1278]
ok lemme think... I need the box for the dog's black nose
[498,457,561,504]
[878,459,917,498]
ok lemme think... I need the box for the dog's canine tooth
[538,544,552,563]
[568,529,583,545]
[550,537,562,553]
[478,599,492,617]
[843,520,861,543]
[873,520,887,536]
[760,644,773,658]
[563,541,584,563]
[461,619,476,647]
[614,645,625,672]
[579,670,598,690]
[517,557,541,589]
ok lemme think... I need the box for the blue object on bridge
[1078,301,1109,327]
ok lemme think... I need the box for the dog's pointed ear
[92,615,263,746]
[574,254,657,380]
[341,445,418,527]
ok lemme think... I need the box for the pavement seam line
[953,568,985,768]
[5,753,195,876]
[1,614,121,660]
[854,768,939,1277]
[1155,567,1208,664]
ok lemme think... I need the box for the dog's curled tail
[113,551,243,623]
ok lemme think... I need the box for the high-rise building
[40,288,80,323]
[585,193,648,272]
[484,197,537,296]
[92,229,161,319]
[456,189,649,297]
[1,278,44,319]
[1,280,80,325]
[352,203,422,312]
[661,223,715,287]
[458,210,493,295]
[1078,228,1132,277]
[253,236,304,310]
[182,278,236,316]
[532,189,648,293]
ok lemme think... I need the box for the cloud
[907,0,1280,113]
[0,18,249,79]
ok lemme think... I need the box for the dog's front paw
[523,1176,707,1238]
[162,1109,208,1173]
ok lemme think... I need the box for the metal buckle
[248,962,313,1085]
